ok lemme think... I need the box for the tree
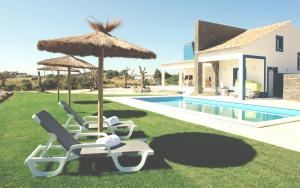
[165,72,172,79]
[166,74,179,85]
[139,66,147,88]
[90,69,98,90]
[105,70,119,79]
[0,71,16,87]
[121,67,134,88]
[153,69,162,85]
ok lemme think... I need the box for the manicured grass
[0,92,300,187]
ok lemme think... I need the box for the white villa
[161,20,300,100]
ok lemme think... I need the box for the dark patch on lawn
[93,110,147,119]
[150,132,256,168]
[73,100,111,104]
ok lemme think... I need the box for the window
[297,53,300,70]
[276,35,284,52]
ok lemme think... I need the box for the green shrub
[105,70,120,79]
[5,84,18,91]
[80,76,92,89]
[42,77,58,90]
[166,75,179,85]
[144,79,150,87]
[32,86,40,91]
[21,80,32,91]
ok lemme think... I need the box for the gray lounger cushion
[59,101,85,126]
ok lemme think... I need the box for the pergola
[37,65,79,102]
[38,56,97,106]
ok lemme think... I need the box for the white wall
[183,68,194,75]
[245,58,265,92]
[219,59,239,89]
[244,22,300,73]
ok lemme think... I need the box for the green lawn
[0,92,300,187]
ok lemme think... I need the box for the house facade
[161,20,300,100]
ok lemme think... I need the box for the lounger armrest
[24,145,44,164]
[83,116,108,121]
[120,120,134,124]
[74,132,108,139]
[83,116,98,121]
[115,124,136,129]
[62,124,81,128]
[70,143,111,152]
[82,121,98,126]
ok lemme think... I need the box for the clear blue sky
[0,0,300,75]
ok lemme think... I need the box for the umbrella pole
[57,71,60,102]
[68,67,71,107]
[98,49,104,133]
[38,71,41,91]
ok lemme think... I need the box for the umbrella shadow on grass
[73,100,111,105]
[92,110,147,119]
[150,132,256,168]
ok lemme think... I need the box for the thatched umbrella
[38,56,97,106]
[37,19,156,132]
[37,65,79,102]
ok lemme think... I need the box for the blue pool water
[136,96,300,122]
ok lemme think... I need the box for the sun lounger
[24,110,154,177]
[58,101,136,139]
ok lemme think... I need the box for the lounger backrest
[59,101,85,126]
[34,110,80,151]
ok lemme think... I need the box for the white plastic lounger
[58,101,136,139]
[24,110,154,177]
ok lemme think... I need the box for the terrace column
[179,70,183,87]
[238,55,245,100]
[194,20,203,94]
[161,69,165,86]
[194,61,203,94]
[212,61,219,94]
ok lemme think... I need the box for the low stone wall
[0,90,13,103]
[283,74,300,100]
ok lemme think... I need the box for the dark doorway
[233,68,239,86]
[267,67,283,97]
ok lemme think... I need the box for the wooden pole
[68,67,71,106]
[57,71,60,102]
[98,49,104,133]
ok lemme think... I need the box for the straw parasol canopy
[37,18,156,132]
[38,56,97,106]
[37,55,97,69]
[37,65,79,72]
[37,65,79,102]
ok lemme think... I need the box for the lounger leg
[111,151,151,172]
[26,158,67,177]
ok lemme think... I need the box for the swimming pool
[136,96,300,123]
